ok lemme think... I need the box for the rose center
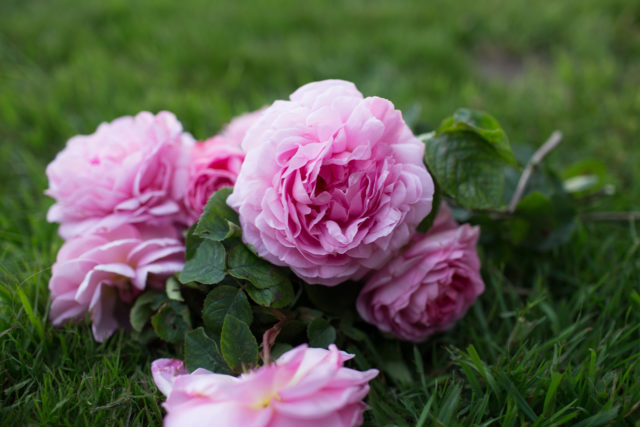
[250,392,282,410]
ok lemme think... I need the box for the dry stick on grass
[506,130,639,222]
[508,130,563,213]
[261,318,287,365]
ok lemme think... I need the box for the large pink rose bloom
[356,204,484,342]
[227,80,434,285]
[184,137,244,222]
[152,344,378,427]
[48,224,185,342]
[46,111,193,239]
[221,108,266,146]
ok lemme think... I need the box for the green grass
[1,0,639,425]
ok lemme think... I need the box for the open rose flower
[227,80,434,285]
[184,136,244,222]
[221,108,266,146]
[152,344,378,427]
[46,111,193,239]
[356,204,484,342]
[48,224,185,342]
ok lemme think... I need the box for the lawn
[1,0,639,425]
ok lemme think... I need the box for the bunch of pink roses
[46,111,257,341]
[45,80,486,426]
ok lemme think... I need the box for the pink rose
[152,344,379,427]
[46,111,193,239]
[48,224,185,342]
[221,108,266,146]
[184,136,244,222]
[227,80,434,285]
[356,204,484,342]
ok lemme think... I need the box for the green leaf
[307,318,336,348]
[340,323,368,342]
[421,109,515,210]
[151,302,191,344]
[129,291,166,332]
[166,277,184,301]
[202,286,252,335]
[252,305,282,324]
[277,319,307,342]
[270,343,293,360]
[245,282,294,308]
[515,191,553,214]
[227,242,295,307]
[184,327,232,374]
[220,315,259,373]
[423,131,508,209]
[227,243,288,289]
[377,340,413,385]
[178,239,226,285]
[194,187,240,241]
[184,224,202,260]
[438,108,516,166]
[338,313,368,342]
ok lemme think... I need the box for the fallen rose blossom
[184,136,244,222]
[48,223,185,342]
[356,203,485,342]
[151,344,379,427]
[227,80,434,285]
[45,111,193,239]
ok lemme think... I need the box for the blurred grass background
[1,0,639,425]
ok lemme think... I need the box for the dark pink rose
[48,224,185,342]
[356,204,484,342]
[45,111,193,238]
[184,136,244,222]
[227,80,434,285]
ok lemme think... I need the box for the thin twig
[261,318,286,365]
[580,211,640,222]
[508,130,563,213]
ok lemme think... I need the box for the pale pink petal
[49,292,86,325]
[164,401,272,427]
[90,284,119,342]
[152,359,188,397]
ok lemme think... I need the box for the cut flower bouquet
[44,79,578,426]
